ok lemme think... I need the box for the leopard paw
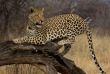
[13,38,21,44]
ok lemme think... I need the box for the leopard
[13,7,106,74]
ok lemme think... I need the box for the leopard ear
[41,8,44,12]
[30,7,35,13]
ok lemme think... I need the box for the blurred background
[0,0,110,74]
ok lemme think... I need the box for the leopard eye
[28,27,32,29]
[40,20,43,24]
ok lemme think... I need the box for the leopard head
[27,7,44,36]
[29,7,44,26]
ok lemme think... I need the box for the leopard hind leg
[58,32,75,56]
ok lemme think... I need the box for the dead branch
[0,41,85,74]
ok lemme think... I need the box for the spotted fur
[13,8,106,74]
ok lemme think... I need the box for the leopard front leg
[13,36,29,44]
[13,36,46,45]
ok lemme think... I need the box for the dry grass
[0,64,44,74]
[65,30,110,74]
[0,29,109,74]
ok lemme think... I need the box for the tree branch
[0,41,85,74]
